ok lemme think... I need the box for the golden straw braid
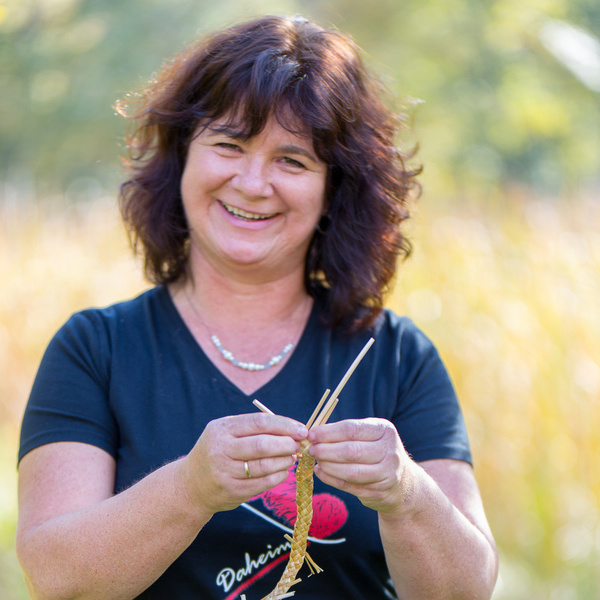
[244,337,375,600]
[260,443,318,599]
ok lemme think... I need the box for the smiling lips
[220,200,277,221]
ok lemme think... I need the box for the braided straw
[260,448,317,599]
[250,337,374,600]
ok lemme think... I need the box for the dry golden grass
[1,192,599,598]
[0,198,148,600]
[390,191,600,598]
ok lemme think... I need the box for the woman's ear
[316,213,330,234]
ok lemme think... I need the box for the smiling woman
[116,15,418,332]
[181,116,327,278]
[16,14,497,600]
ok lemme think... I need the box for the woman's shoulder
[310,292,435,359]
[35,287,175,383]
[373,307,433,347]
[54,286,170,345]
[67,286,166,323]
[377,306,415,330]
[366,307,448,375]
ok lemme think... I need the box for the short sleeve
[391,319,472,465]
[18,311,118,463]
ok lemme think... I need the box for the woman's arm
[17,414,307,600]
[378,459,497,600]
[308,419,498,600]
[17,442,207,600]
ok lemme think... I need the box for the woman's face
[180,114,327,280]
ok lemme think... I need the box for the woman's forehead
[200,107,314,141]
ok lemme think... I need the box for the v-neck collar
[157,285,320,399]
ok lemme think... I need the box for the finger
[313,463,402,508]
[239,455,296,480]
[314,461,389,486]
[308,418,388,444]
[309,440,385,464]
[205,467,294,511]
[312,464,381,498]
[227,413,308,440]
[245,469,293,497]
[228,433,301,461]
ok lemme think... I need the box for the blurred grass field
[1,191,599,599]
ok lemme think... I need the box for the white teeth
[221,202,275,221]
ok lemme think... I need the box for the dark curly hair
[117,15,420,332]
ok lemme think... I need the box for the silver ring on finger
[244,461,252,478]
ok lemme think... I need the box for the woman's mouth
[219,201,277,221]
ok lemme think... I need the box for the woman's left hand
[307,418,416,515]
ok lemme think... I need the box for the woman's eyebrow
[205,124,245,138]
[202,126,319,162]
[278,144,319,163]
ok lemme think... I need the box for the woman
[17,15,497,600]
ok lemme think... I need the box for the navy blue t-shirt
[19,286,471,599]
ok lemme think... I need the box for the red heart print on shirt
[250,464,348,539]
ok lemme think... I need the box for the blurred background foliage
[1,0,599,197]
[1,0,599,598]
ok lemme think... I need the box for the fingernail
[298,425,308,438]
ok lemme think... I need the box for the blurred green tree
[0,0,598,199]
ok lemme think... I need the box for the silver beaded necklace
[184,285,296,372]
[210,334,293,371]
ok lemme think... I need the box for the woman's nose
[232,156,272,199]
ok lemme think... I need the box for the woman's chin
[215,244,277,270]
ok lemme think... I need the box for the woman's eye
[282,157,306,169]
[215,142,240,150]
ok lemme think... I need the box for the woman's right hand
[177,413,308,515]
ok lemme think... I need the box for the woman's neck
[168,256,314,395]
[180,251,311,332]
